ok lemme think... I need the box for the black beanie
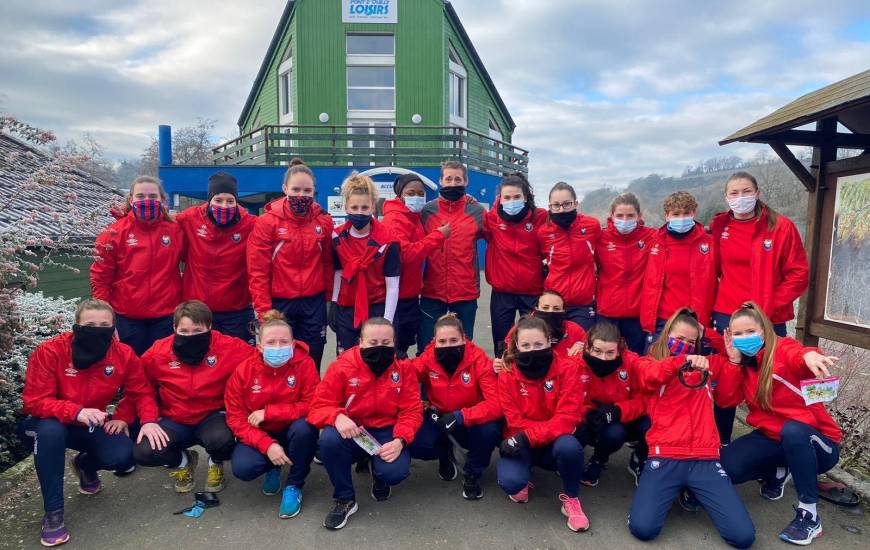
[393,173,424,196]
[208,172,238,201]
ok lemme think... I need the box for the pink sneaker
[559,494,590,532]
[509,482,534,503]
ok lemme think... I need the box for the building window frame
[278,56,294,124]
[347,33,396,115]
[448,44,467,127]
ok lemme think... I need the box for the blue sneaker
[678,488,701,512]
[760,470,791,501]
[279,485,302,518]
[262,468,281,496]
[779,506,822,546]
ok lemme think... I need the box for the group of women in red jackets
[19,161,840,548]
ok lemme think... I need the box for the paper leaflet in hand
[800,376,839,405]
[353,427,382,456]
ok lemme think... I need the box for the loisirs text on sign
[342,0,398,24]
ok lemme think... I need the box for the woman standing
[537,182,601,330]
[710,171,809,444]
[380,173,449,358]
[484,173,548,356]
[718,303,840,546]
[225,310,319,519]
[329,174,400,354]
[90,175,184,355]
[247,158,333,370]
[496,316,588,532]
[308,318,422,530]
[177,172,257,342]
[19,299,162,547]
[595,192,656,354]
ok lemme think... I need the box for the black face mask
[497,203,529,223]
[515,348,554,380]
[740,354,759,369]
[535,310,566,341]
[434,344,465,375]
[360,345,396,377]
[71,324,114,370]
[550,210,577,229]
[439,186,466,202]
[347,213,372,230]
[173,331,212,365]
[583,352,623,378]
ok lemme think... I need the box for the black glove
[573,422,591,441]
[586,401,621,431]
[436,411,460,434]
[326,301,338,333]
[499,432,529,457]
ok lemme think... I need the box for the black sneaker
[355,455,370,473]
[323,499,358,530]
[313,448,323,465]
[779,506,822,545]
[461,474,482,500]
[370,462,391,501]
[580,458,604,487]
[678,488,701,512]
[760,470,791,501]
[438,450,458,481]
[627,451,643,487]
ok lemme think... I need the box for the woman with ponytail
[496,316,588,532]
[717,302,840,546]
[90,176,184,355]
[710,171,809,445]
[247,158,333,371]
[484,173,548,356]
[177,172,257,342]
[628,307,755,549]
[225,310,319,519]
[329,173,401,354]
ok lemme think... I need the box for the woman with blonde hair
[328,173,400,353]
[90,175,184,355]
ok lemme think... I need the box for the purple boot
[70,454,101,495]
[41,510,69,547]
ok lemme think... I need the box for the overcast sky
[2,0,869,194]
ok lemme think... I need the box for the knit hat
[208,172,238,201]
[393,173,424,196]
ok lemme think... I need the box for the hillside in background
[579,152,811,233]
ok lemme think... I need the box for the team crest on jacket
[581,227,587,234]
[314,225,322,235]
[461,371,471,384]
[232,233,241,243]
[618,369,628,381]
[206,355,217,366]
[699,243,709,254]
[524,222,533,232]
[391,371,400,383]
[126,232,138,246]
[161,235,171,247]
[763,239,773,250]
[637,240,646,249]
[104,365,115,376]
[544,379,555,392]
[287,375,296,387]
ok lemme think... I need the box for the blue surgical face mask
[501,199,525,216]
[667,217,695,234]
[263,345,293,367]
[403,196,425,213]
[732,334,764,357]
[614,218,637,235]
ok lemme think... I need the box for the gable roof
[0,133,121,241]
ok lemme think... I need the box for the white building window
[347,34,395,114]
[448,45,467,126]
[278,44,293,124]
[488,117,502,164]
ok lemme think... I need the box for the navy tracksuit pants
[212,307,256,345]
[409,414,501,478]
[721,420,839,505]
[489,291,537,357]
[629,458,755,549]
[116,314,173,356]
[497,434,584,498]
[394,297,421,358]
[335,303,386,353]
[595,315,646,355]
[565,303,597,331]
[230,418,318,488]
[418,298,477,351]
[272,295,327,371]
[319,426,411,502]
[575,416,651,464]
[19,416,135,513]
[133,411,235,467]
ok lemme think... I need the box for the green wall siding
[30,251,93,299]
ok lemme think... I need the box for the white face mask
[403,196,425,213]
[727,195,757,215]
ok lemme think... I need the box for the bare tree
[139,118,217,176]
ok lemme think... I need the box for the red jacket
[224,342,320,454]
[595,219,657,318]
[21,333,158,426]
[246,198,333,318]
[405,340,500,425]
[176,204,256,312]
[710,207,808,324]
[636,354,730,460]
[640,223,717,332]
[483,203,548,294]
[420,196,485,303]
[307,347,423,443]
[90,211,184,319]
[380,198,445,300]
[577,350,645,422]
[504,318,587,360]
[537,214,601,306]
[716,337,841,444]
[141,331,255,425]
[498,354,584,447]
